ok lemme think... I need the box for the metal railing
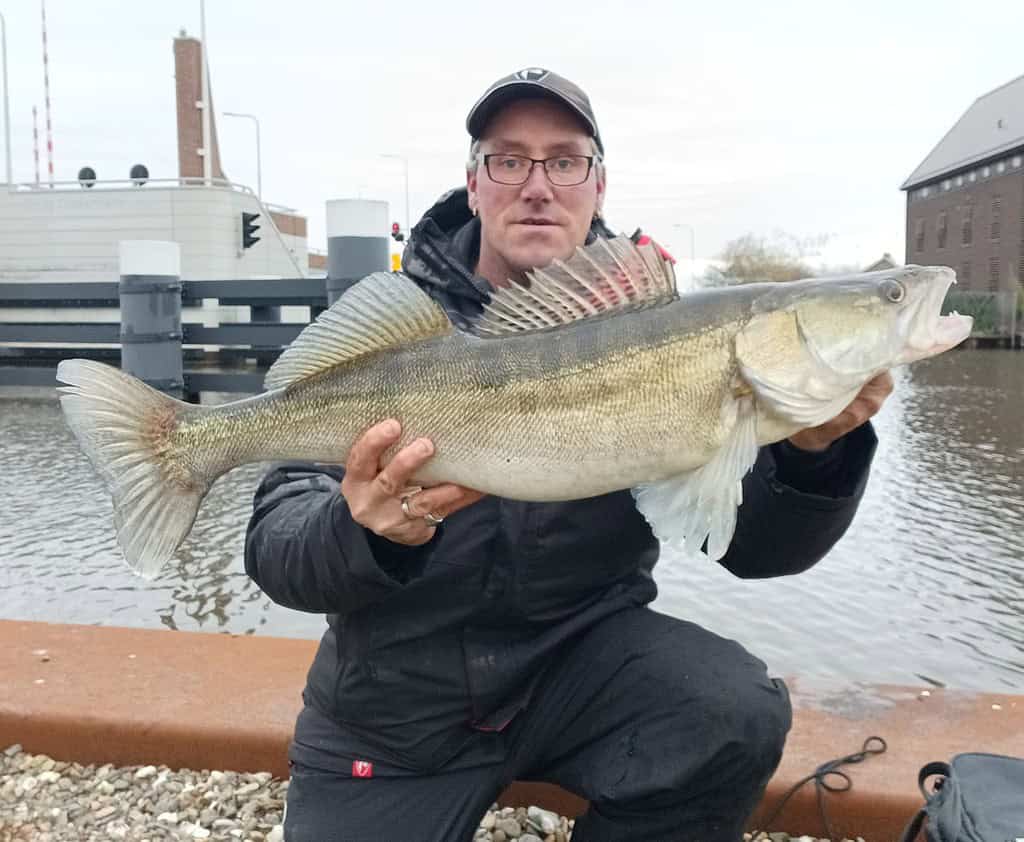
[0,277,329,397]
[6,176,257,194]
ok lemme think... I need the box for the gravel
[1,744,864,841]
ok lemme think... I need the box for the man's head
[465,69,606,287]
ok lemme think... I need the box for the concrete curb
[2,620,1021,840]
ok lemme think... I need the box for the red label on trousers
[351,760,373,778]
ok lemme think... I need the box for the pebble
[497,816,523,837]
[528,805,560,834]
[1,744,866,842]
[1,744,288,841]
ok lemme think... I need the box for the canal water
[0,350,1021,691]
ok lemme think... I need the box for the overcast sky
[2,0,1022,266]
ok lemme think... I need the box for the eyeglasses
[481,153,596,187]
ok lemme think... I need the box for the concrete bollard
[325,199,389,305]
[118,240,184,398]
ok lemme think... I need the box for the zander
[57,237,972,575]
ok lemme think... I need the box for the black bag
[900,753,1024,842]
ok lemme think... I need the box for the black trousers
[284,608,792,842]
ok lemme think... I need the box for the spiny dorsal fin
[470,237,677,337]
[264,272,451,390]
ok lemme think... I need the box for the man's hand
[787,372,894,453]
[341,419,484,546]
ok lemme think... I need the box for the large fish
[56,237,972,576]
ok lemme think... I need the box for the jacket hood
[401,186,620,328]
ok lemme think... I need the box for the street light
[223,111,261,200]
[0,12,12,189]
[380,153,410,236]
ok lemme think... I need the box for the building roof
[901,73,1024,190]
[864,253,897,272]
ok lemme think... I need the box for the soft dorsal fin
[469,237,678,337]
[264,272,452,390]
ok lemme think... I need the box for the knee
[709,674,792,779]
[647,645,793,783]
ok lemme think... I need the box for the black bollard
[118,241,184,399]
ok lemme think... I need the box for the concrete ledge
[1,620,1022,840]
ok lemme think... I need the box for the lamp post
[199,0,212,186]
[380,153,410,235]
[223,111,261,200]
[0,12,12,189]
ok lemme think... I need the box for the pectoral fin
[632,401,759,562]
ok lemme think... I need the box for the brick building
[902,74,1024,294]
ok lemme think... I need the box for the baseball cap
[466,67,604,156]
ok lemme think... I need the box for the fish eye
[881,279,905,303]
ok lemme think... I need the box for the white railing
[263,202,298,215]
[7,176,256,194]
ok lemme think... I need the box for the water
[1,350,1021,691]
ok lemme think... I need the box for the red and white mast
[32,106,40,185]
[41,0,54,187]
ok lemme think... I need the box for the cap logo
[516,68,549,82]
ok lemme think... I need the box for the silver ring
[424,511,444,526]
[400,494,417,520]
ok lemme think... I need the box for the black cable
[748,736,888,841]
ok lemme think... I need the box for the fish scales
[170,300,743,502]
[55,238,973,575]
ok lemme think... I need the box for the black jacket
[244,188,877,772]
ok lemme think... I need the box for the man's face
[467,98,605,286]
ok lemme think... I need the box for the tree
[719,234,811,283]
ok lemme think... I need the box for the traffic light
[391,221,404,243]
[242,212,261,249]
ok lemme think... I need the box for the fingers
[346,419,401,482]
[403,484,485,520]
[341,420,485,547]
[374,438,434,499]
[861,371,895,408]
[843,372,895,428]
[787,371,895,452]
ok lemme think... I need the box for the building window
[921,187,930,198]
[962,206,973,246]
[942,179,951,191]
[969,171,977,183]
[938,212,948,249]
[989,257,1000,291]
[982,166,991,178]
[961,260,971,286]
[991,195,1001,240]
[996,161,1006,174]
[955,175,964,187]
[1013,156,1022,168]
[915,219,925,252]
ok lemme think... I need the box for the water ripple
[1,349,1022,689]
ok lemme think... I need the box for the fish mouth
[898,267,973,364]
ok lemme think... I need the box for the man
[245,69,891,841]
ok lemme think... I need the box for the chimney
[173,35,227,182]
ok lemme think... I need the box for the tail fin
[56,359,212,578]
